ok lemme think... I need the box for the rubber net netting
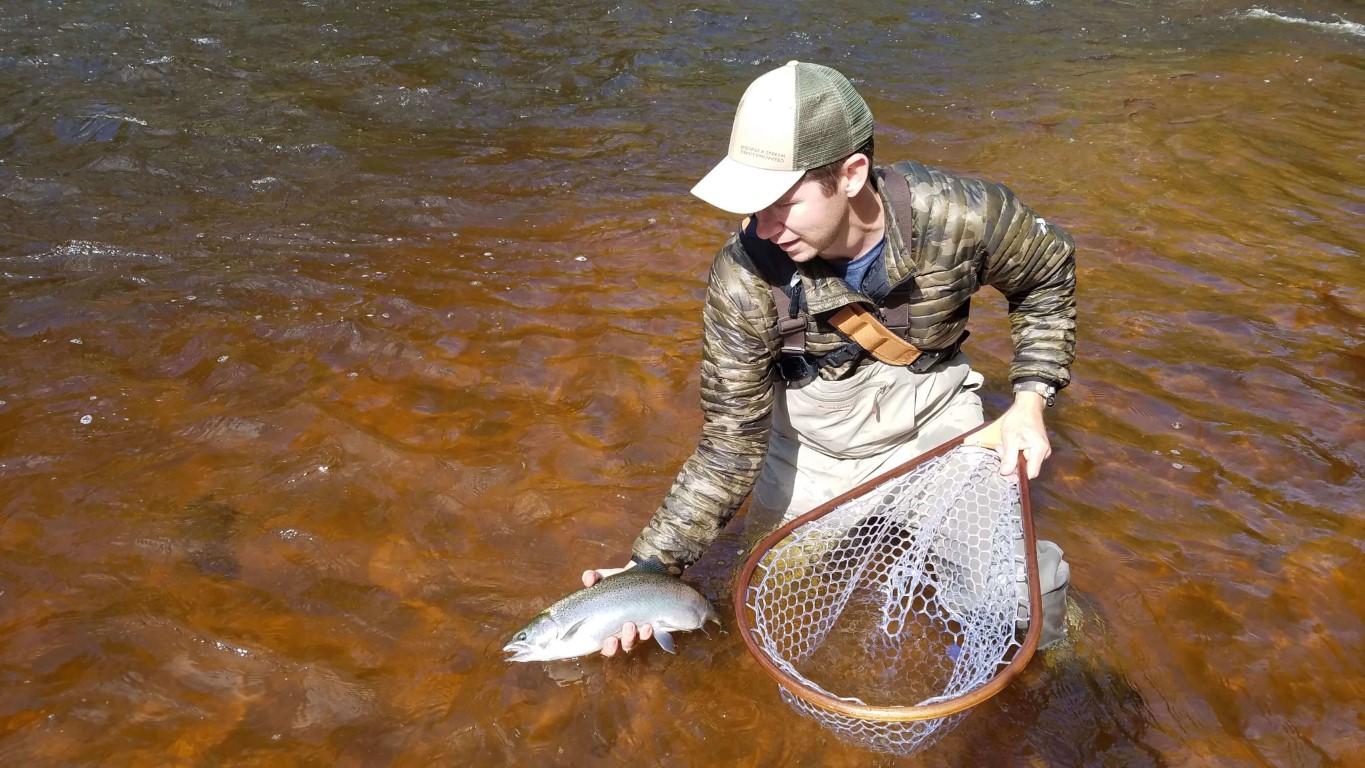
[743,445,1028,755]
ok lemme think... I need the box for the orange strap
[829,304,923,366]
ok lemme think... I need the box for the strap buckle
[775,354,819,385]
[907,331,970,373]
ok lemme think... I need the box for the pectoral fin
[557,615,589,640]
[654,630,676,654]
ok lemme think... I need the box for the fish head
[502,612,562,662]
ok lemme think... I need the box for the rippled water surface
[1,0,1362,765]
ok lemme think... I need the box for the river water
[1,0,1361,765]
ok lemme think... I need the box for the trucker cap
[691,61,874,215]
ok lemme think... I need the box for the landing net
[734,439,1043,756]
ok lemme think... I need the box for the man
[584,61,1075,655]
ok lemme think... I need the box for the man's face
[753,178,850,263]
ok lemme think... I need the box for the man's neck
[822,184,886,262]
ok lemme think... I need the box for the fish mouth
[502,642,535,662]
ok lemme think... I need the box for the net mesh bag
[734,440,1044,756]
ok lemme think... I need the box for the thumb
[583,564,632,588]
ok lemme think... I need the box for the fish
[503,561,721,662]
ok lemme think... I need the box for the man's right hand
[581,563,655,657]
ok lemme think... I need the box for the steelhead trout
[503,562,721,662]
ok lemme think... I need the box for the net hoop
[733,426,1044,724]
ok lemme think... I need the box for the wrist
[1012,379,1057,407]
[1011,392,1048,415]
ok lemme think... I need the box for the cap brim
[690,156,804,215]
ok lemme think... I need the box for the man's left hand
[966,393,1052,478]
[995,391,1051,478]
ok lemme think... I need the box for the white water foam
[1241,7,1365,38]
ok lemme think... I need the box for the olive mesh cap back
[792,63,874,169]
[692,61,874,215]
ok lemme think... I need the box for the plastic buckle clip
[776,354,818,385]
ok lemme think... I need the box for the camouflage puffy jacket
[631,161,1077,573]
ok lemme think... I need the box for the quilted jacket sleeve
[975,180,1078,387]
[630,245,777,572]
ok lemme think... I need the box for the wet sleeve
[976,181,1078,388]
[630,249,776,573]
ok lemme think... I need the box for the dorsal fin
[631,556,673,575]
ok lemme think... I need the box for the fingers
[582,570,600,588]
[997,427,1053,478]
[619,622,639,652]
[600,634,620,657]
[599,622,653,657]
[1004,440,1052,479]
[603,622,638,657]
[1024,443,1053,479]
[998,434,1020,477]
[999,452,1018,477]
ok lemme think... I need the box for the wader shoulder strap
[878,168,917,330]
[740,216,807,356]
[770,276,806,356]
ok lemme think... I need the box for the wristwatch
[1013,380,1057,407]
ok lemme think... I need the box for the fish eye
[514,632,526,642]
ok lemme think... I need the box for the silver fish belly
[503,570,721,662]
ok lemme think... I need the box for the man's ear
[842,153,871,198]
